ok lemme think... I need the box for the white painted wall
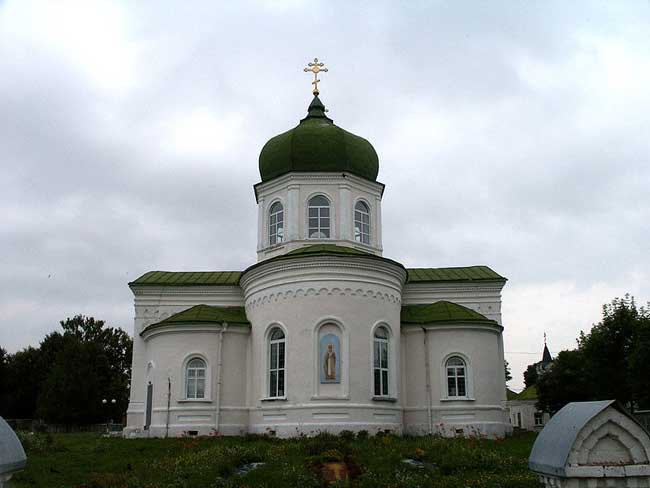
[241,254,406,436]
[254,172,385,261]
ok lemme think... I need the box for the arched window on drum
[308,195,330,238]
[269,202,284,245]
[354,201,370,244]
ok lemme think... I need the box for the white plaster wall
[402,282,504,324]
[241,254,406,436]
[402,325,510,438]
[125,285,246,437]
[254,173,385,260]
[508,401,549,431]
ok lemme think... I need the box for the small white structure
[0,417,27,488]
[529,400,650,487]
[506,384,551,432]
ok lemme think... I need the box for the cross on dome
[303,58,328,96]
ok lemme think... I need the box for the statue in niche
[320,333,340,384]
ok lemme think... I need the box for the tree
[0,348,7,414]
[2,346,45,419]
[578,296,640,407]
[523,363,538,388]
[36,315,133,423]
[0,315,132,424]
[536,349,592,414]
[537,295,650,413]
[504,360,512,383]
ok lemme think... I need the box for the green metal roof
[129,271,241,287]
[141,305,249,335]
[243,244,406,276]
[516,385,539,401]
[506,388,519,401]
[258,96,379,183]
[401,300,497,325]
[406,266,506,283]
[286,244,373,257]
[130,259,504,288]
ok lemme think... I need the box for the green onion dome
[259,96,379,182]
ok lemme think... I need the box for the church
[124,60,511,439]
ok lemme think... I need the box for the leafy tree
[36,315,132,423]
[627,309,650,410]
[523,363,538,388]
[504,360,512,383]
[537,295,650,413]
[1,346,45,419]
[1,315,132,424]
[536,349,592,414]
[578,296,640,406]
[0,347,7,413]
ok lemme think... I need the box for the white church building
[124,70,511,438]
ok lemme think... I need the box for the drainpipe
[422,327,433,435]
[215,322,228,433]
[165,377,171,438]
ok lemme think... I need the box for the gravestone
[529,400,650,487]
[0,417,27,487]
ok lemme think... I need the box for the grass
[12,430,542,488]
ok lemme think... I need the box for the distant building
[506,342,553,431]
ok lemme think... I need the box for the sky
[1,0,649,391]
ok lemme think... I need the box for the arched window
[186,358,206,399]
[446,356,467,398]
[269,202,284,245]
[268,328,286,398]
[354,201,370,244]
[308,195,330,238]
[373,327,389,397]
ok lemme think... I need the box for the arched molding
[245,286,401,310]
[180,352,212,401]
[312,317,349,399]
[265,196,286,214]
[263,321,289,341]
[440,351,474,401]
[568,409,650,466]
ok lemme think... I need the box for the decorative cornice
[254,171,385,203]
[245,285,402,310]
[241,255,407,298]
[141,323,250,341]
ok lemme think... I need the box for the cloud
[1,0,648,390]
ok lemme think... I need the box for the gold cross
[304,58,328,96]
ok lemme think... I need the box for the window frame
[307,195,331,239]
[268,327,286,399]
[185,357,207,400]
[373,326,390,397]
[354,200,371,245]
[445,356,468,399]
[534,411,544,426]
[268,201,284,246]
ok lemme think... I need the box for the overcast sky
[1,0,648,391]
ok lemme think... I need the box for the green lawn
[12,430,541,488]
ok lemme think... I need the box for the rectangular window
[373,337,389,397]
[269,338,286,398]
[534,412,544,426]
